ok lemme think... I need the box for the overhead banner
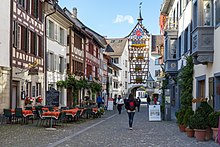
[149,105,161,121]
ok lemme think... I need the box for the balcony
[192,26,214,65]
[165,60,178,75]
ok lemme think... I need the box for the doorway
[12,81,19,109]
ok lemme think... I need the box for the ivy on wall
[177,55,194,109]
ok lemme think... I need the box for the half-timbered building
[11,0,44,108]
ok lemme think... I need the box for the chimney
[72,7,77,18]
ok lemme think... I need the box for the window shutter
[51,53,54,72]
[47,52,50,71]
[39,1,42,22]
[31,0,34,17]
[56,55,59,72]
[13,21,18,47]
[64,30,67,46]
[46,19,49,37]
[54,24,58,41]
[63,58,66,74]
[57,26,60,42]
[38,35,43,57]
[26,0,30,13]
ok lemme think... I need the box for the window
[184,27,188,53]
[125,60,127,67]
[155,59,159,65]
[48,20,54,39]
[155,70,160,77]
[36,83,41,96]
[18,0,26,8]
[30,31,37,56]
[170,39,177,59]
[26,82,31,97]
[203,0,213,26]
[38,35,43,57]
[215,0,220,26]
[193,1,198,29]
[17,25,21,49]
[178,36,181,58]
[47,52,54,71]
[59,56,64,73]
[114,82,118,89]
[113,58,119,64]
[30,0,42,21]
[125,82,127,89]
[74,33,82,50]
[125,71,127,78]
[89,43,94,55]
[60,27,64,45]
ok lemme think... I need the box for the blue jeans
[127,112,135,127]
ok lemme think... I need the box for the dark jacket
[125,99,137,111]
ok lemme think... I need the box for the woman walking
[125,94,137,130]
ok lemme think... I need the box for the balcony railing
[191,26,214,65]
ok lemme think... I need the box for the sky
[59,0,163,38]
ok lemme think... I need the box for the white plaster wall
[0,0,10,67]
[119,40,129,96]
[193,27,220,98]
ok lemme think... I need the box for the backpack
[129,101,135,111]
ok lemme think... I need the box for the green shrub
[208,111,220,128]
[183,108,194,127]
[176,108,186,125]
[189,113,208,129]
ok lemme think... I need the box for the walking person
[125,94,137,130]
[136,97,141,112]
[117,95,124,114]
[96,95,102,108]
[147,95,151,105]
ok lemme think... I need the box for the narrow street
[0,106,218,147]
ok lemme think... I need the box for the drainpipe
[44,7,57,102]
[9,0,13,109]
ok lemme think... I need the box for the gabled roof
[63,7,106,48]
[126,22,149,38]
[105,38,127,56]
[105,44,114,52]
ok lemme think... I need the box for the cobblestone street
[0,106,219,147]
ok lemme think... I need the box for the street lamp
[44,0,58,95]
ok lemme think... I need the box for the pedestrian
[136,97,141,112]
[96,95,102,108]
[147,95,151,105]
[125,94,137,130]
[154,97,157,105]
[117,95,124,114]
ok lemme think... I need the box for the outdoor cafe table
[11,109,34,124]
[42,111,60,130]
[11,109,33,117]
[62,108,78,118]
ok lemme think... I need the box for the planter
[185,128,194,137]
[179,125,186,132]
[212,128,219,142]
[205,127,212,141]
[194,129,206,141]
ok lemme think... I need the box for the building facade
[0,0,11,113]
[45,5,72,107]
[11,0,44,109]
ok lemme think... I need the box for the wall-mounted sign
[28,67,38,75]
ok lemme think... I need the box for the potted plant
[183,108,194,137]
[176,108,186,132]
[189,113,207,141]
[208,111,220,141]
[189,101,214,141]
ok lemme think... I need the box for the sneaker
[129,127,133,130]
